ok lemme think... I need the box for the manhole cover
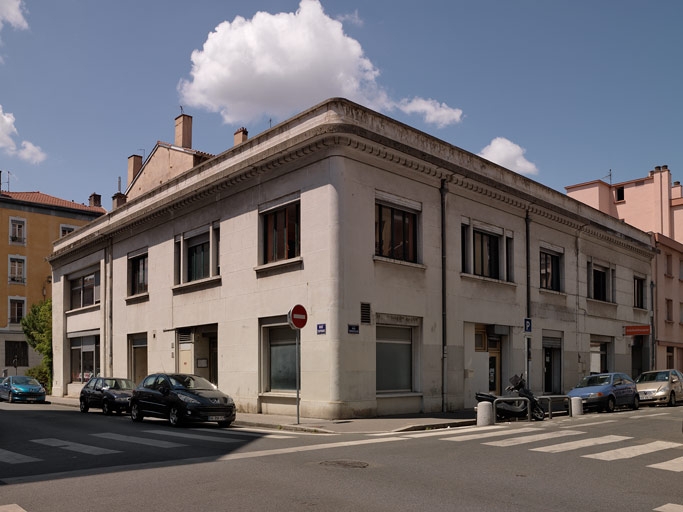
[319,460,369,469]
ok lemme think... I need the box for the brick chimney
[175,114,193,149]
[112,192,127,210]
[89,193,102,208]
[234,127,248,146]
[128,154,143,187]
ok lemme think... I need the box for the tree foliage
[21,299,52,391]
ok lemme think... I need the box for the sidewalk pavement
[48,395,478,434]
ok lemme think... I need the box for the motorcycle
[475,373,545,421]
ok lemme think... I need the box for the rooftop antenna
[600,169,612,184]
[180,105,184,115]
[118,176,122,194]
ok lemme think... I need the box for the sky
[0,0,681,208]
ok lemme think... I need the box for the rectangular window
[633,276,646,309]
[69,271,100,309]
[267,325,297,391]
[375,203,417,263]
[473,230,500,279]
[9,257,25,284]
[5,340,28,367]
[174,224,220,284]
[461,224,470,273]
[9,299,24,324]
[70,336,100,383]
[129,252,148,295]
[679,302,683,324]
[666,254,673,276]
[666,299,673,322]
[540,251,561,291]
[588,261,613,302]
[376,325,412,392]
[60,225,76,237]
[263,203,300,264]
[10,219,25,244]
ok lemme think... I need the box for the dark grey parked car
[80,377,135,415]
[130,373,236,428]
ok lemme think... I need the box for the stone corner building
[49,98,654,419]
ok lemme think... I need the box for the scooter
[475,373,545,421]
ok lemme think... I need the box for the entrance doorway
[488,335,501,395]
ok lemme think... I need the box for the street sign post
[288,304,307,424]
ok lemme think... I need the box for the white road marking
[0,449,41,464]
[648,456,683,473]
[583,441,682,461]
[560,420,616,428]
[654,504,683,512]
[31,438,120,455]
[441,427,541,442]
[629,412,671,419]
[0,505,29,511]
[484,430,584,447]
[143,430,241,443]
[216,437,407,461]
[401,425,506,438]
[190,428,294,439]
[91,433,187,448]
[531,435,631,453]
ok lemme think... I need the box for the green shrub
[25,365,51,394]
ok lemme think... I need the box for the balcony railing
[9,276,26,284]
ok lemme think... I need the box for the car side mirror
[159,385,170,395]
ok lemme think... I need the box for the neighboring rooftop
[0,191,107,215]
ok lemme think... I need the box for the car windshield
[13,376,40,386]
[636,371,669,383]
[577,375,611,387]
[169,375,216,391]
[103,378,135,390]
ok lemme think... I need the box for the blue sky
[0,0,681,208]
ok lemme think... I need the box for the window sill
[259,391,296,398]
[460,273,516,286]
[125,292,150,305]
[172,275,222,295]
[254,256,303,277]
[586,298,617,307]
[65,303,101,316]
[539,288,566,296]
[373,255,425,270]
[376,392,423,398]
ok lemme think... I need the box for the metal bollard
[570,397,583,416]
[476,401,494,426]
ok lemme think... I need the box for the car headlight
[226,396,234,406]
[177,393,200,405]
[587,392,604,398]
[655,386,669,396]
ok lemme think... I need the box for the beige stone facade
[49,99,654,418]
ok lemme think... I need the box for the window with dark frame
[129,253,148,295]
[376,325,413,393]
[5,340,28,367]
[263,202,300,264]
[375,203,417,263]
[187,233,210,282]
[473,230,500,279]
[540,251,561,291]
[9,257,25,283]
[9,299,24,324]
[10,219,25,243]
[69,271,100,309]
[633,276,646,309]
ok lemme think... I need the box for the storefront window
[70,336,100,382]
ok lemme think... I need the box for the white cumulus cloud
[0,105,47,164]
[478,137,538,175]
[0,0,28,32]
[178,0,462,128]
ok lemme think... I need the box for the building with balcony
[48,98,654,418]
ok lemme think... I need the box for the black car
[130,373,236,428]
[80,377,136,415]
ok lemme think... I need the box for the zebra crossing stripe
[31,438,120,455]
[583,441,682,461]
[442,427,541,442]
[0,448,41,464]
[654,504,683,512]
[403,425,506,439]
[648,456,683,473]
[531,435,631,453]
[91,433,187,448]
[484,430,584,447]
[143,430,241,443]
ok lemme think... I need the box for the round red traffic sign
[288,304,307,330]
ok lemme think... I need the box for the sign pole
[296,329,300,425]
[288,304,307,425]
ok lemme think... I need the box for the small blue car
[0,375,46,403]
[567,372,639,413]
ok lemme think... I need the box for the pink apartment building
[567,165,683,371]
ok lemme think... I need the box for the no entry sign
[288,304,308,330]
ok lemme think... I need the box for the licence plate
[208,416,225,421]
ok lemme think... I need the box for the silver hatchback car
[635,369,683,407]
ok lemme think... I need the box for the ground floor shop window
[4,340,28,367]
[70,336,100,383]
[267,325,297,391]
[376,325,413,392]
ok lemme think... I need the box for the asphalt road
[1,402,683,511]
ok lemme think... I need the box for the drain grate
[319,460,369,469]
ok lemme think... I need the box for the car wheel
[79,398,89,413]
[217,420,232,428]
[130,402,144,422]
[604,396,616,413]
[632,394,639,410]
[169,406,182,427]
[668,392,676,407]
[532,405,545,421]
[102,400,112,416]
